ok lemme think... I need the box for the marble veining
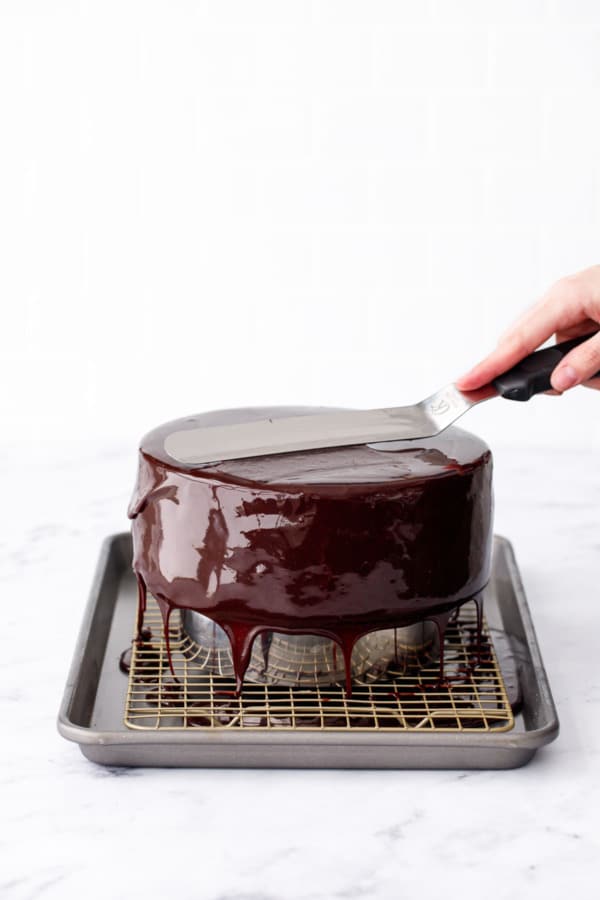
[1,440,599,900]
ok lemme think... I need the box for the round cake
[128,407,494,692]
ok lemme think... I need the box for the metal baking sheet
[57,533,559,769]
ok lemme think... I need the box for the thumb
[550,330,600,392]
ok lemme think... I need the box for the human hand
[456,265,600,394]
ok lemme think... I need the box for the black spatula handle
[492,332,600,401]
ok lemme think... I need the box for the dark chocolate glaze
[128,407,494,694]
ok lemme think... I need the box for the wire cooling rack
[123,596,514,733]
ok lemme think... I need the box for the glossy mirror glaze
[128,407,494,693]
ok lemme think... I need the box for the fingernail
[552,365,578,392]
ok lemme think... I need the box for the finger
[551,331,600,392]
[457,285,587,390]
[498,296,549,345]
[506,268,600,348]
[554,319,600,342]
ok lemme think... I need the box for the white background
[1,0,600,451]
[2,7,600,900]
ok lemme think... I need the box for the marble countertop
[2,440,599,900]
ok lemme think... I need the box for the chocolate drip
[129,407,494,695]
[119,626,164,680]
[135,573,147,641]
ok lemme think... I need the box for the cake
[128,406,494,692]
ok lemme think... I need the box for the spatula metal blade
[164,384,497,466]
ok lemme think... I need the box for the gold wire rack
[123,596,514,733]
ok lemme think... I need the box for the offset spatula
[165,333,599,465]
